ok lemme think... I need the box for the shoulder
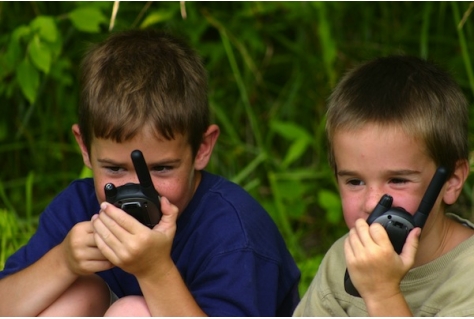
[200,171,262,209]
[175,170,298,266]
[47,178,96,205]
[447,212,474,229]
[314,235,348,292]
[57,178,96,199]
[402,221,474,316]
[187,171,272,230]
[190,171,283,247]
[295,233,367,316]
[173,173,300,316]
[0,178,99,278]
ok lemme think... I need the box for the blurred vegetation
[1,1,474,297]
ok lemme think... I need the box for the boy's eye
[106,166,123,172]
[152,166,171,172]
[347,179,365,186]
[390,178,408,184]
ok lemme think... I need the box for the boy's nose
[363,187,384,217]
[119,174,140,187]
[130,174,140,185]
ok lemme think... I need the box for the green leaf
[11,25,31,42]
[30,16,58,43]
[28,35,52,74]
[313,2,337,86]
[5,25,31,68]
[140,10,176,29]
[16,59,39,104]
[282,138,310,168]
[270,120,312,141]
[273,179,306,201]
[69,7,107,33]
[317,190,342,224]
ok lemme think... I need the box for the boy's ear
[443,159,470,205]
[194,124,220,170]
[72,124,92,169]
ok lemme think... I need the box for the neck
[414,213,474,267]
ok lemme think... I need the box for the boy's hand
[91,196,178,279]
[62,221,115,275]
[344,218,420,301]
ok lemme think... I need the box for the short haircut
[78,29,209,157]
[326,55,469,177]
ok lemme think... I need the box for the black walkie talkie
[104,150,162,228]
[344,167,448,297]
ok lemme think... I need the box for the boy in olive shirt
[295,56,474,316]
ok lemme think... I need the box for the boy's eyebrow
[97,158,124,166]
[97,157,181,166]
[337,169,421,177]
[337,170,354,177]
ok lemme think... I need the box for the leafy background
[1,1,474,296]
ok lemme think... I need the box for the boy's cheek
[95,189,107,206]
[341,202,359,229]
[343,212,360,229]
[92,177,108,205]
[341,194,373,228]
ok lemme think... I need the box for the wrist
[51,243,81,279]
[137,257,175,282]
[364,289,412,316]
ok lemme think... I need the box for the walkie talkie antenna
[413,167,448,228]
[131,150,153,188]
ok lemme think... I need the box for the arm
[92,197,205,316]
[0,221,114,316]
[0,243,77,316]
[344,219,420,316]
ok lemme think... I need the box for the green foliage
[0,173,38,270]
[0,209,37,270]
[1,1,474,298]
[68,7,108,32]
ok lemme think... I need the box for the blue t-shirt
[0,170,300,316]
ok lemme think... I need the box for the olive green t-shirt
[294,214,474,316]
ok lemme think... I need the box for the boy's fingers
[369,222,391,246]
[352,218,378,249]
[400,227,421,267]
[153,196,178,231]
[99,202,145,236]
[345,219,370,258]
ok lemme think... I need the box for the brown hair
[78,29,209,157]
[326,55,469,177]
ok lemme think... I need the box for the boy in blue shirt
[0,29,300,316]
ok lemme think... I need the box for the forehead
[89,127,190,161]
[333,124,432,171]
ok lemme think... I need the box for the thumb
[153,196,179,231]
[399,227,421,268]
